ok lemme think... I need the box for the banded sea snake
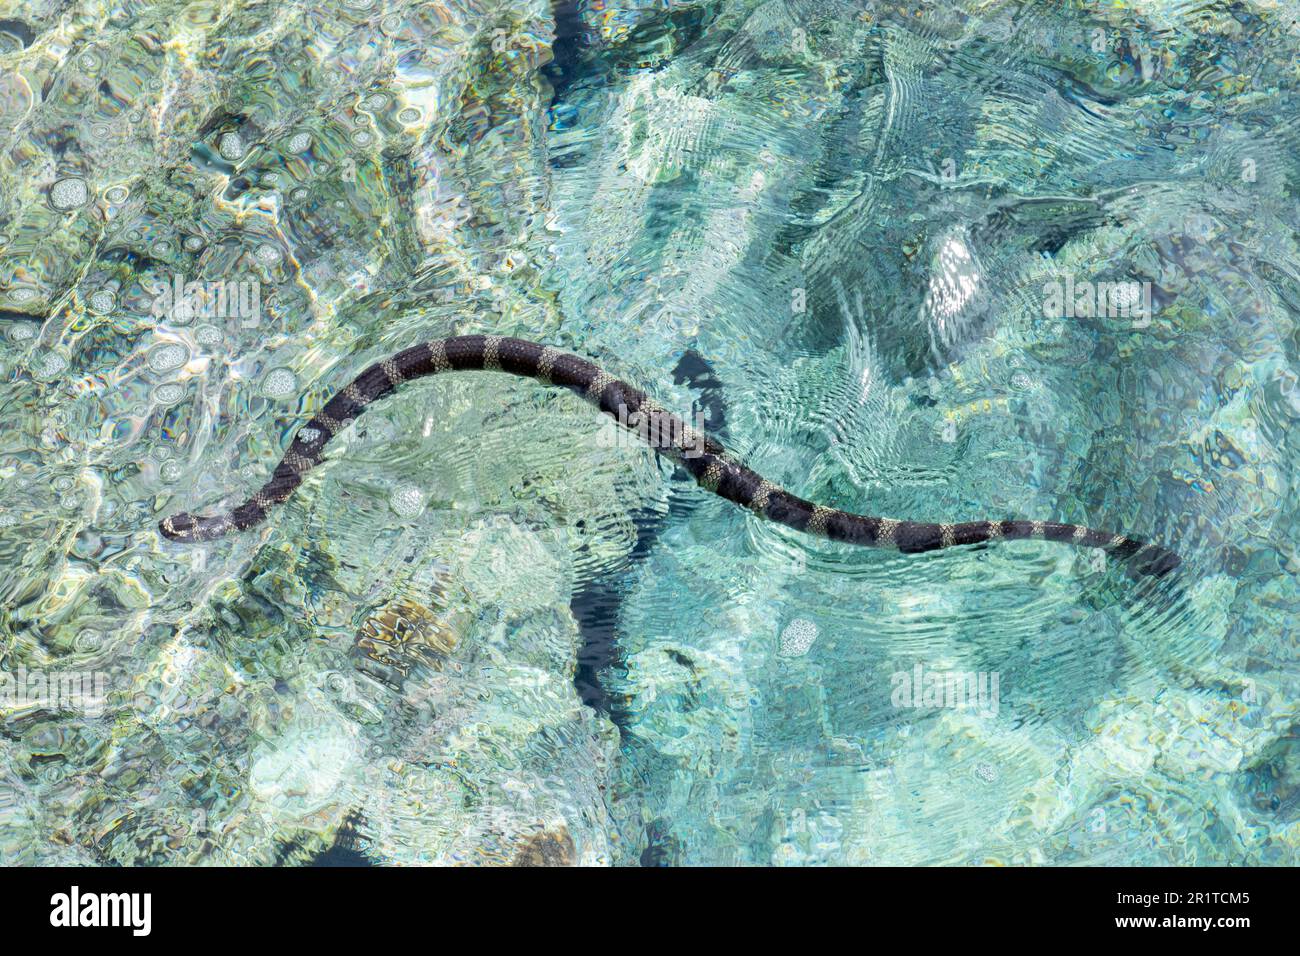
[158,335,1180,577]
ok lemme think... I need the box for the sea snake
[157,335,1180,576]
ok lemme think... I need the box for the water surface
[0,0,1297,865]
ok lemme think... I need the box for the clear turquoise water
[0,1,1297,865]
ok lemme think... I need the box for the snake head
[158,511,198,541]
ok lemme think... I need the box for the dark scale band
[157,335,1181,577]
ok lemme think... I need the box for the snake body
[158,335,1180,576]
